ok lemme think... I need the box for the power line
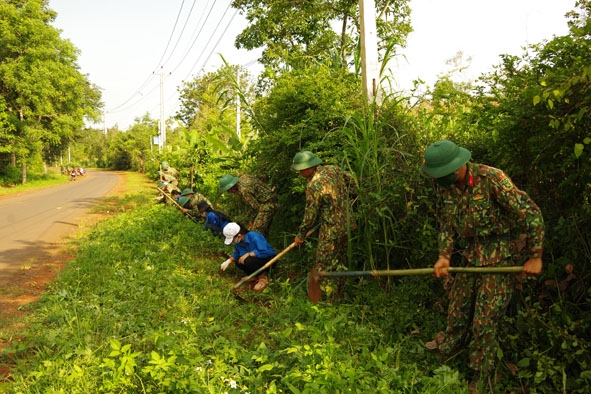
[162,0,198,67]
[170,0,218,74]
[108,1,260,128]
[154,0,187,68]
[106,0,189,112]
[182,3,235,81]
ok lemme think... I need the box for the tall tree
[176,65,253,148]
[231,0,411,72]
[0,0,101,182]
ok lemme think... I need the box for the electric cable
[162,0,198,67]
[106,0,188,113]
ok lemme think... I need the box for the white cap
[223,222,240,245]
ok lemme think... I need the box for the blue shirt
[232,231,276,260]
[204,211,229,234]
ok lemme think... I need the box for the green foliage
[340,94,434,272]
[2,178,588,393]
[232,0,412,73]
[0,202,465,393]
[501,293,591,394]
[0,0,102,181]
[247,64,360,183]
[0,164,21,184]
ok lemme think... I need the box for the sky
[47,0,576,131]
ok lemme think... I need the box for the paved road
[0,170,120,286]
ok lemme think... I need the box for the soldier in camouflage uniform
[219,174,277,236]
[161,161,180,188]
[179,188,213,217]
[292,151,357,300]
[421,140,544,392]
[155,181,180,205]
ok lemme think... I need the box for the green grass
[2,176,584,393]
[0,172,70,196]
[0,197,473,393]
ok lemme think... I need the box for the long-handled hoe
[156,186,199,224]
[307,266,525,303]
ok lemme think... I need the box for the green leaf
[574,143,584,158]
[533,95,541,106]
[517,358,530,367]
[258,363,275,372]
[109,338,121,351]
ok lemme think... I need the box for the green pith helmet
[161,161,169,169]
[421,140,471,178]
[178,196,191,207]
[181,188,194,196]
[219,175,239,193]
[292,151,322,171]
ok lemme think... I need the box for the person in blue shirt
[197,201,230,234]
[220,222,276,291]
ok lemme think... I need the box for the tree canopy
[0,0,101,180]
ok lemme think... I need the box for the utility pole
[157,66,166,150]
[359,0,380,103]
[236,70,241,139]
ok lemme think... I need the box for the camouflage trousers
[251,202,276,236]
[314,230,348,300]
[439,260,514,375]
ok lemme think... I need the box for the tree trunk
[21,161,27,184]
[10,152,16,166]
[341,15,348,65]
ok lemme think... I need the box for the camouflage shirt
[237,175,275,213]
[164,166,180,180]
[297,165,357,240]
[436,162,544,266]
[189,193,213,211]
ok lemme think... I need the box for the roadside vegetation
[0,187,472,393]
[0,172,70,196]
[1,0,590,392]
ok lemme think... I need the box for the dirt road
[0,170,123,319]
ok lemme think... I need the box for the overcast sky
[48,0,575,131]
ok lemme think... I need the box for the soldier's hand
[294,236,305,247]
[433,257,451,278]
[522,257,542,277]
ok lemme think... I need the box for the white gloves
[220,259,232,271]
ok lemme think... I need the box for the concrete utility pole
[157,66,166,150]
[359,0,380,103]
[236,70,241,139]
